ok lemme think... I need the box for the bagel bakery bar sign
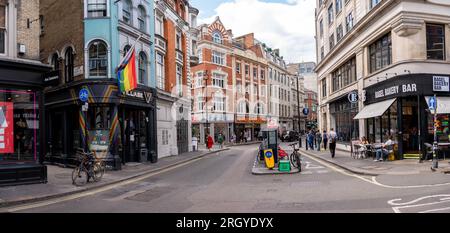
[374,83,417,99]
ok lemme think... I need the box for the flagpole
[117,34,143,70]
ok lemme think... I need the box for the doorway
[123,109,148,163]
[402,97,420,154]
[177,119,188,154]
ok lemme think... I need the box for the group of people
[304,128,338,158]
[355,135,395,162]
[206,133,225,151]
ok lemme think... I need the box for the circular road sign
[79,88,89,103]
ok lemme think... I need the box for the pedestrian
[218,133,224,149]
[308,130,314,149]
[322,130,328,150]
[316,130,322,151]
[375,136,394,162]
[328,128,337,158]
[207,133,214,151]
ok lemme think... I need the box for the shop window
[0,90,39,163]
[88,106,111,130]
[331,98,359,143]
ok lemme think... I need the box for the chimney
[244,33,254,49]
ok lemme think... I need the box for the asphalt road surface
[7,143,450,213]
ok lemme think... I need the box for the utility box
[279,160,291,172]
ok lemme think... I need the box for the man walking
[328,128,337,158]
[316,130,322,151]
[322,130,328,150]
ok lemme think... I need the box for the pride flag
[117,46,137,93]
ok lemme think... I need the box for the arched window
[212,31,223,44]
[122,0,132,25]
[89,40,108,77]
[64,47,74,83]
[255,103,265,115]
[51,53,59,71]
[137,5,146,32]
[138,52,147,84]
[123,45,131,56]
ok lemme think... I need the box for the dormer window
[212,31,223,44]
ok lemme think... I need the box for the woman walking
[207,133,214,151]
[322,130,328,150]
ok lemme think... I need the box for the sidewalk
[299,147,450,176]
[0,146,231,208]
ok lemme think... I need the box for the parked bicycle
[72,149,106,186]
[289,143,303,171]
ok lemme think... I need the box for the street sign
[428,96,437,111]
[348,91,359,103]
[82,102,89,112]
[303,108,309,116]
[79,88,89,103]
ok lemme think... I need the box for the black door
[177,119,188,154]
[124,111,139,163]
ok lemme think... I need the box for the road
[6,143,450,213]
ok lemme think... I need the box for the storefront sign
[74,66,84,77]
[348,91,359,103]
[374,84,417,99]
[43,70,60,86]
[125,90,153,104]
[0,102,14,153]
[433,76,449,92]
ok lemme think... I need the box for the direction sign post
[432,94,439,170]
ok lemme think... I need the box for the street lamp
[294,74,303,148]
[203,70,209,141]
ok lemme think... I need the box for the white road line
[392,200,450,213]
[1,156,207,213]
[387,194,450,206]
[419,206,450,213]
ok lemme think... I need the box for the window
[255,103,264,115]
[260,70,265,80]
[88,106,111,130]
[197,96,204,111]
[328,4,334,25]
[138,52,147,84]
[138,5,146,32]
[319,19,323,38]
[87,0,107,17]
[51,53,59,71]
[237,101,247,114]
[195,74,203,88]
[322,79,327,97]
[426,24,445,60]
[336,24,343,42]
[156,53,165,90]
[369,33,392,73]
[332,57,356,92]
[212,51,225,65]
[236,62,241,74]
[65,47,74,83]
[253,84,258,95]
[336,0,342,14]
[371,0,381,9]
[212,31,223,44]
[321,46,324,60]
[346,12,353,32]
[198,49,202,63]
[122,0,132,24]
[176,64,183,96]
[245,64,250,75]
[176,30,182,50]
[329,33,335,49]
[253,67,257,79]
[88,40,108,77]
[123,45,131,56]
[212,73,225,88]
[260,85,266,96]
[236,81,242,93]
[0,4,5,54]
[155,14,164,36]
[162,130,169,145]
[213,94,225,112]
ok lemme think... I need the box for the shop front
[329,94,360,144]
[0,59,51,186]
[45,80,157,170]
[356,74,450,159]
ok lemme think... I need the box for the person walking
[316,130,322,151]
[207,133,214,151]
[218,133,224,149]
[308,130,314,149]
[322,130,328,150]
[328,128,337,158]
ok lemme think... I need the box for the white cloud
[199,0,316,63]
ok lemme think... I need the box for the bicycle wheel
[290,153,299,168]
[72,166,88,186]
[93,161,105,181]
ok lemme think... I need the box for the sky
[189,0,317,64]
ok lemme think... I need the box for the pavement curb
[0,148,230,209]
[299,149,380,176]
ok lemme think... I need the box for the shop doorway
[402,97,420,154]
[123,110,148,163]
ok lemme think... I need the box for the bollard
[305,137,308,150]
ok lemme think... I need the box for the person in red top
[207,133,214,151]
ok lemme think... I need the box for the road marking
[388,195,450,213]
[1,156,208,213]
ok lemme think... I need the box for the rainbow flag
[117,46,137,92]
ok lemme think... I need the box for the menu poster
[0,102,14,153]
[89,130,110,152]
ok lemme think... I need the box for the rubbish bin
[150,150,158,163]
[140,148,148,163]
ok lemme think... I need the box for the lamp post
[203,70,209,142]
[295,74,302,148]
[432,94,439,170]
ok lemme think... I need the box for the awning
[426,96,450,114]
[354,98,396,120]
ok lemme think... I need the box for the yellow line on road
[2,156,208,213]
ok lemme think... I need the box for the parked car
[282,131,299,142]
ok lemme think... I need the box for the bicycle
[72,150,105,186]
[289,143,303,172]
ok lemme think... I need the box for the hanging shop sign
[43,70,60,87]
[348,91,359,103]
[433,76,450,92]
[0,102,14,153]
[125,90,153,104]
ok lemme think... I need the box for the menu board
[435,115,450,141]
[89,130,110,152]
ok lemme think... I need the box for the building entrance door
[177,119,188,154]
[123,110,148,163]
[402,97,420,155]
